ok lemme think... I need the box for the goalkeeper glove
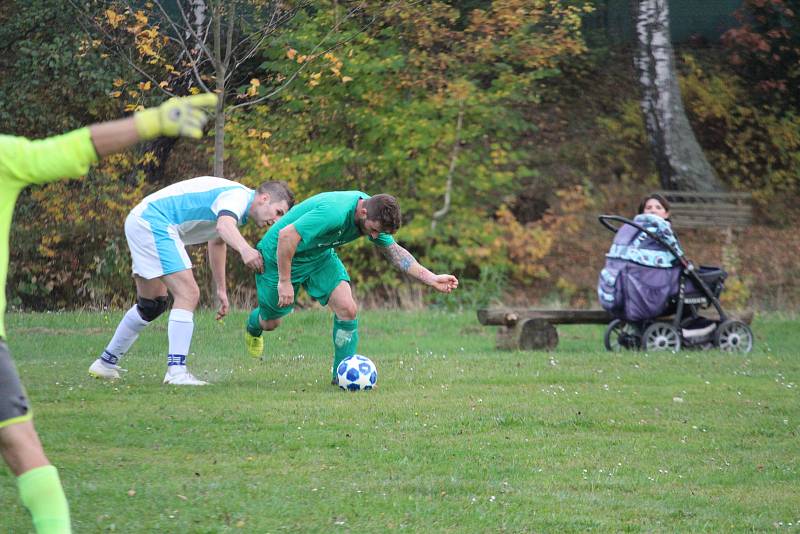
[134,93,218,140]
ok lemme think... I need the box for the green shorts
[256,251,350,321]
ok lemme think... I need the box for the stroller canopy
[605,214,684,268]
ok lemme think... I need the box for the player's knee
[136,296,169,322]
[260,318,281,331]
[337,301,358,321]
[182,284,201,308]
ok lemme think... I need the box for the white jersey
[130,176,254,245]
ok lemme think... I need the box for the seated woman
[607,193,685,270]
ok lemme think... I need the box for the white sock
[167,309,194,373]
[102,305,149,365]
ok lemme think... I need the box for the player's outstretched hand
[240,246,264,273]
[431,274,459,293]
[277,280,294,308]
[216,289,230,321]
[134,93,218,140]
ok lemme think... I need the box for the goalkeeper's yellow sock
[17,465,71,534]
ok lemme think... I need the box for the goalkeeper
[0,93,217,533]
[244,191,459,383]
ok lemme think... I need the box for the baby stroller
[597,214,753,353]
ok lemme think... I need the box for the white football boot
[163,367,209,386]
[88,358,127,380]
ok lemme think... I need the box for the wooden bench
[476,308,755,351]
[477,309,613,351]
[655,190,752,229]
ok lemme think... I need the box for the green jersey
[258,191,395,264]
[0,128,98,338]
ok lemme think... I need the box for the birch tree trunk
[633,0,724,192]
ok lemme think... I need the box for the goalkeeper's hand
[134,93,218,140]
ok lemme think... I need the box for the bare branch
[176,0,217,64]
[222,3,236,71]
[163,0,213,93]
[432,104,465,231]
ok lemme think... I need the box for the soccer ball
[336,355,378,391]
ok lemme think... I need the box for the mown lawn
[2,310,798,532]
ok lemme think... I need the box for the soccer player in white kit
[89,176,294,385]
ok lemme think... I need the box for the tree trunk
[633,0,724,192]
[213,87,225,177]
[212,2,225,177]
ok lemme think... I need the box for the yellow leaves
[105,9,124,29]
[341,76,353,83]
[247,78,261,97]
[287,48,308,63]
[189,86,201,95]
[138,81,152,91]
[133,10,148,26]
[124,103,144,112]
[113,78,125,88]
[110,91,122,98]
[246,129,272,140]
[139,151,158,166]
[260,154,271,168]
[308,72,322,88]
[38,235,62,259]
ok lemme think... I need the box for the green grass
[2,310,798,533]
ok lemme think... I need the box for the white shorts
[125,213,192,279]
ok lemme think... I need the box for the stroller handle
[598,214,688,267]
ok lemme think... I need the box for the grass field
[2,309,798,533]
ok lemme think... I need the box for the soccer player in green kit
[244,191,459,383]
[0,93,217,533]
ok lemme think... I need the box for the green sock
[332,316,358,379]
[246,308,263,337]
[17,465,71,534]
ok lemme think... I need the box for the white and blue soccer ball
[336,355,377,391]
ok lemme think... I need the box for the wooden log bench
[476,309,613,351]
[655,190,753,229]
[477,308,755,351]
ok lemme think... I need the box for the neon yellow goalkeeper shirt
[0,127,98,339]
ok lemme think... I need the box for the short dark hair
[638,192,670,215]
[365,194,401,234]
[258,181,295,209]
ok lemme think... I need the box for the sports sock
[246,308,263,337]
[167,309,194,373]
[17,465,71,534]
[102,305,149,364]
[332,316,358,379]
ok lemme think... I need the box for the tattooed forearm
[382,243,415,272]
[382,243,437,285]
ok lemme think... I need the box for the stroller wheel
[642,322,681,352]
[714,320,754,353]
[604,319,640,351]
